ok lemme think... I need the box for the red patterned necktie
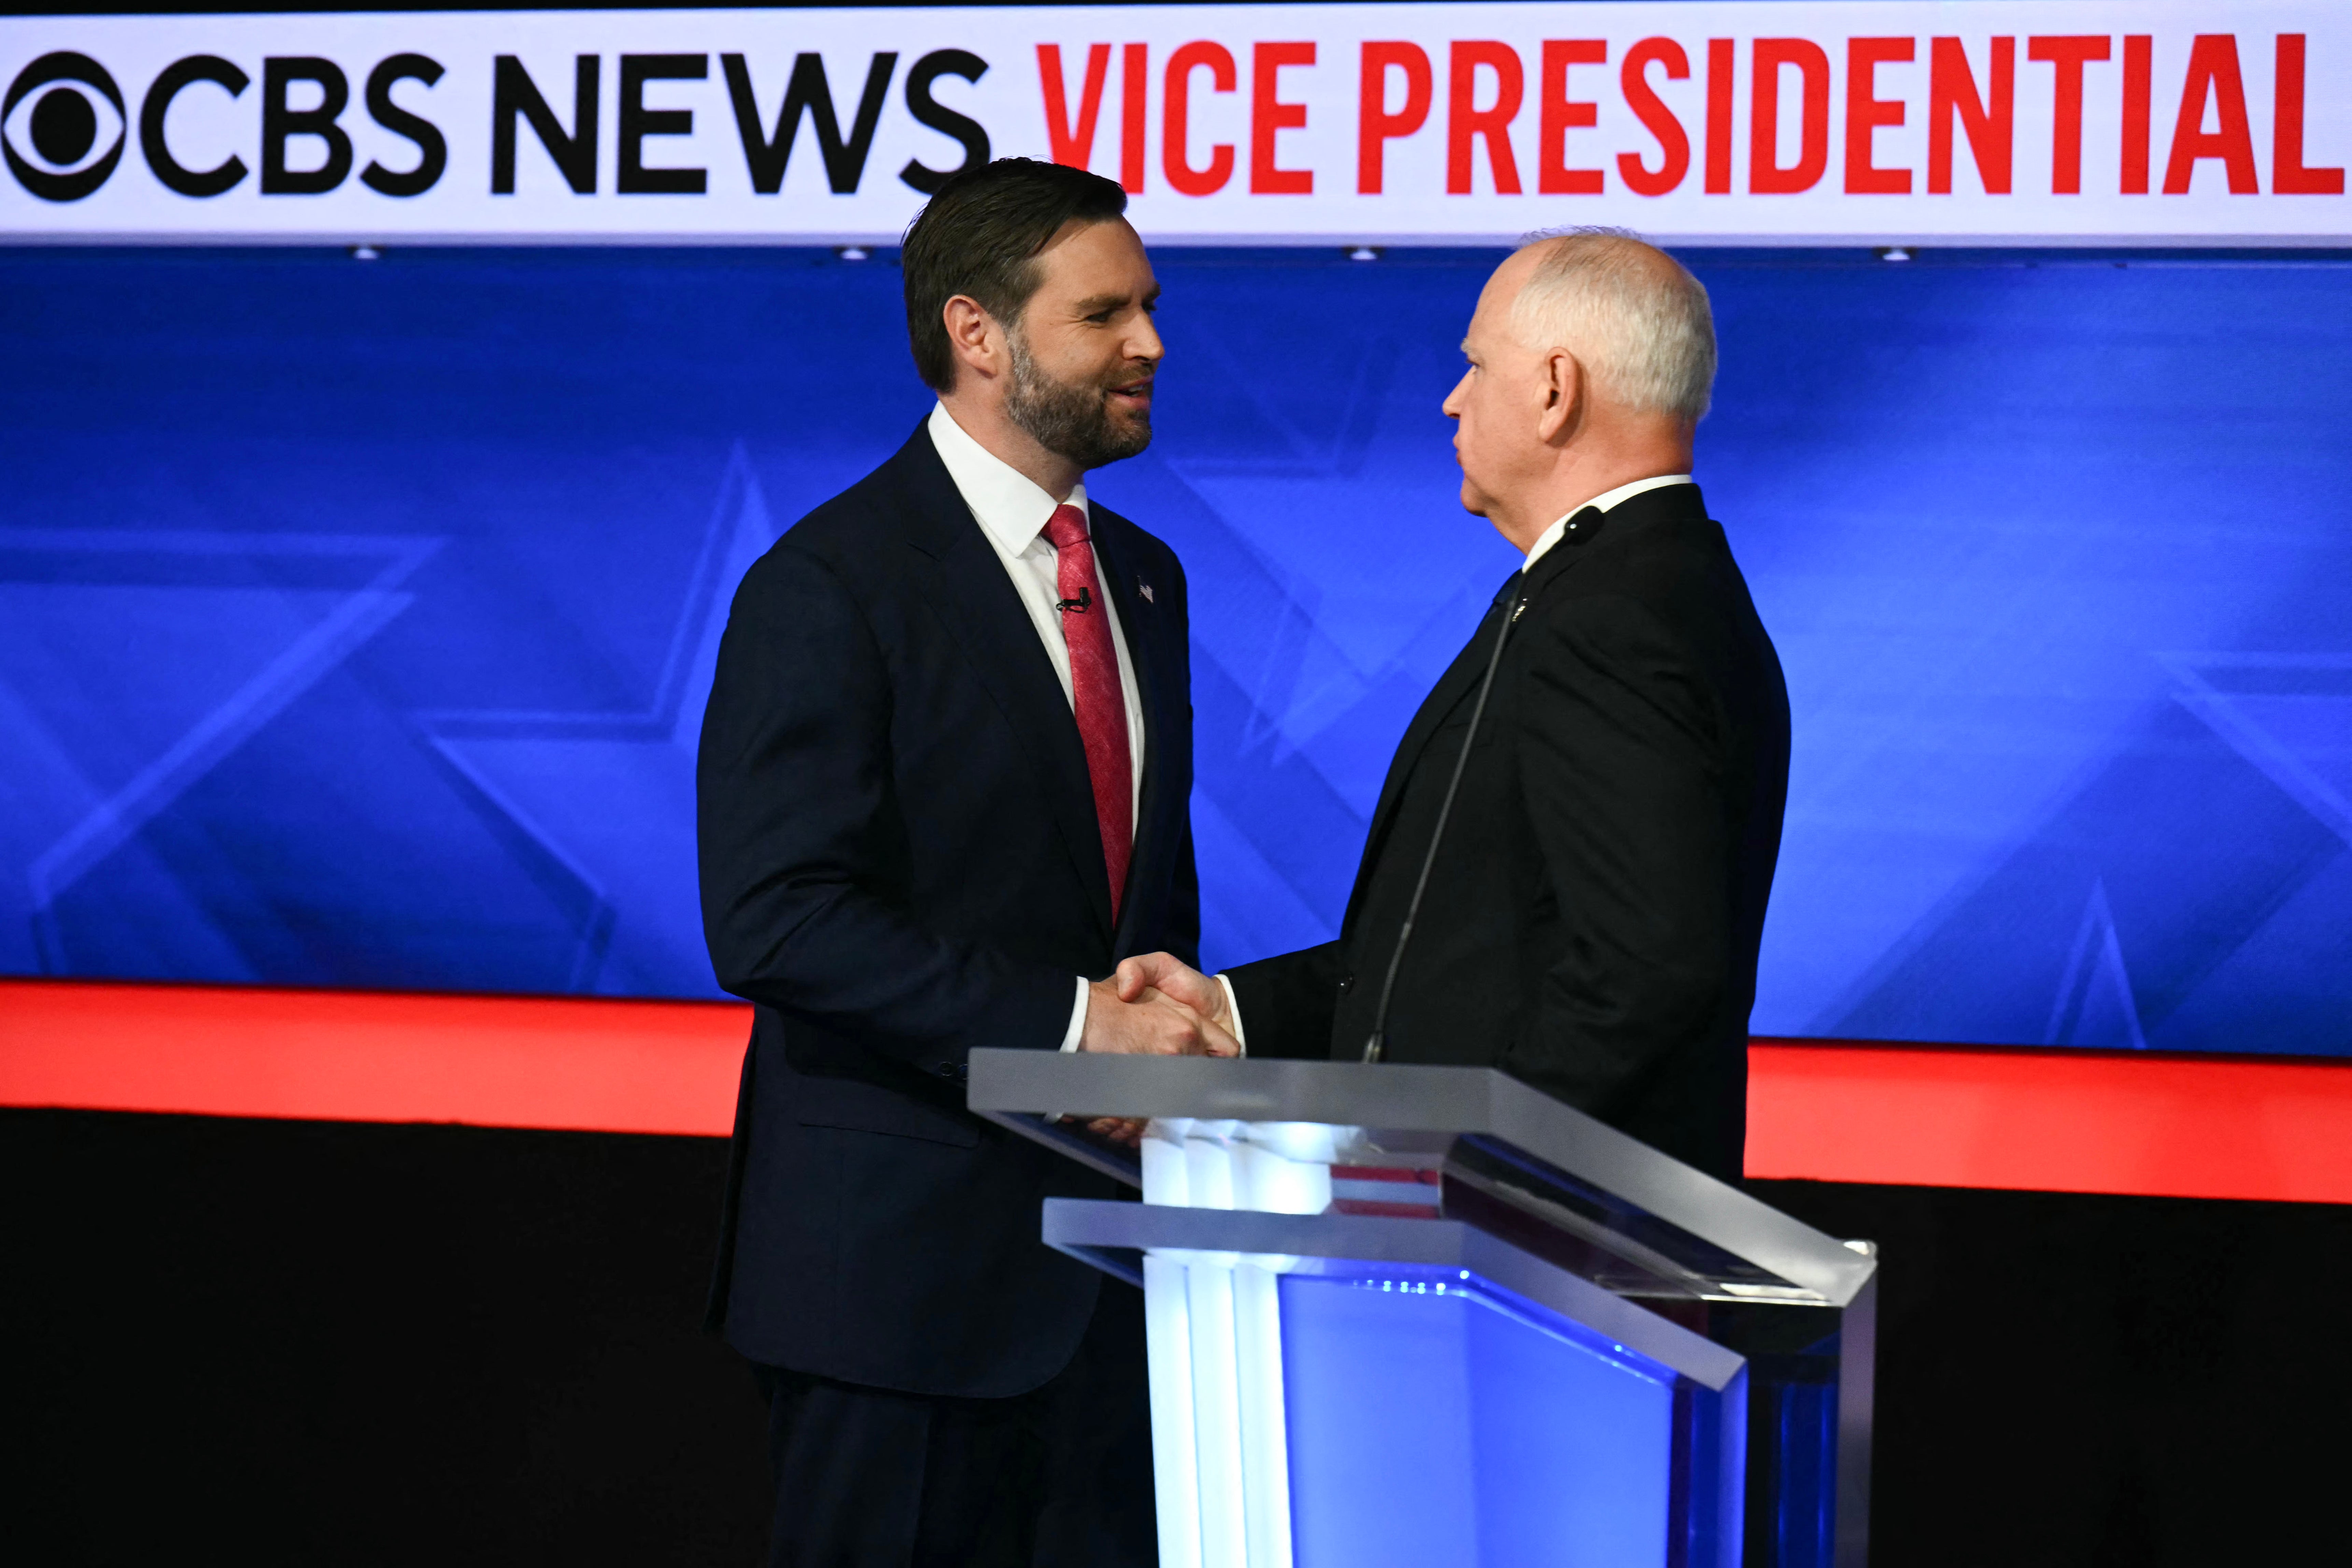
[1044,503,1134,918]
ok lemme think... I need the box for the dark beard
[1004,330,1152,471]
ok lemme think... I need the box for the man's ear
[942,295,1003,386]
[1537,350,1583,445]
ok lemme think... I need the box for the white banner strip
[2,3,2346,244]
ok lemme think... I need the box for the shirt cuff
[1059,974,1090,1052]
[1215,973,1247,1057]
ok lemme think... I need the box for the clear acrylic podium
[967,1050,1875,1568]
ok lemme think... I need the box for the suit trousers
[753,1280,1157,1568]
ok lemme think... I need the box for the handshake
[1079,951,1241,1058]
[1075,952,1243,1147]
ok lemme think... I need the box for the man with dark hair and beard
[697,158,1225,1566]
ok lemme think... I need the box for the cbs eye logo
[4,53,126,202]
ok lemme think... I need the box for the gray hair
[1506,227,1716,422]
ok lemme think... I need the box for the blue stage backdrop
[2,247,2346,1056]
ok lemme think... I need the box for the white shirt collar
[1520,473,1695,573]
[927,402,1087,553]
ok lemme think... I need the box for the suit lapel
[887,427,1117,945]
[1089,511,1164,959]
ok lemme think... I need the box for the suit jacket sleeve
[1510,590,1733,1113]
[1222,940,1346,1060]
[696,542,1074,1074]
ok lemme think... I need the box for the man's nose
[1129,314,1165,362]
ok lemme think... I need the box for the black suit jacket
[1225,483,1788,1181]
[696,423,1196,1398]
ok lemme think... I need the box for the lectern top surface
[966,1049,1876,1308]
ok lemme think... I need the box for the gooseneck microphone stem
[1363,583,1526,1064]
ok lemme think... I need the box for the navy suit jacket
[697,423,1197,1398]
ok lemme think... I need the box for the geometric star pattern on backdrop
[2044,876,2150,1050]
[0,528,440,973]
[420,446,777,997]
[1165,329,1498,769]
[2147,651,2352,1047]
[2164,652,2352,850]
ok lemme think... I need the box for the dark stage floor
[5,1107,2344,1565]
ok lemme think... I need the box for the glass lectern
[967,1050,1874,1568]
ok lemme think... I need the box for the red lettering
[2122,35,2152,194]
[1038,44,1112,170]
[1844,37,1913,194]
[1705,38,1734,193]
[1929,37,2014,195]
[1618,37,1691,197]
[2028,36,2109,195]
[1751,38,1829,194]
[1250,42,1314,194]
[1539,40,1606,195]
[2164,34,2258,194]
[1358,42,1431,195]
[1164,41,1236,197]
[2273,34,2344,195]
[1121,44,1148,193]
[1448,42,1524,195]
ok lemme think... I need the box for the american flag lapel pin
[1138,576,1154,604]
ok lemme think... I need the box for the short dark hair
[900,158,1129,392]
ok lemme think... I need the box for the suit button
[1337,974,1355,997]
[936,1062,958,1078]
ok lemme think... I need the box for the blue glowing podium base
[969,1053,1875,1568]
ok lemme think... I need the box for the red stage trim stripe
[5,981,2351,1203]
[0,979,748,1139]
[1746,1037,2352,1204]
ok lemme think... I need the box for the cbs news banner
[1,2,2346,244]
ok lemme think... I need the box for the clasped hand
[1074,952,1237,1144]
[1078,952,1235,1056]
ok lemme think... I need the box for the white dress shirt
[1210,472,1697,1052]
[926,403,1147,1051]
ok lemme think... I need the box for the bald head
[1505,229,1716,422]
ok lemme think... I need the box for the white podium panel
[972,1054,1876,1568]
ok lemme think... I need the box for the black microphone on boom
[1056,587,1093,613]
[1361,503,1604,1063]
[1361,579,1525,1063]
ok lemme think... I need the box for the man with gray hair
[1121,229,1788,1180]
